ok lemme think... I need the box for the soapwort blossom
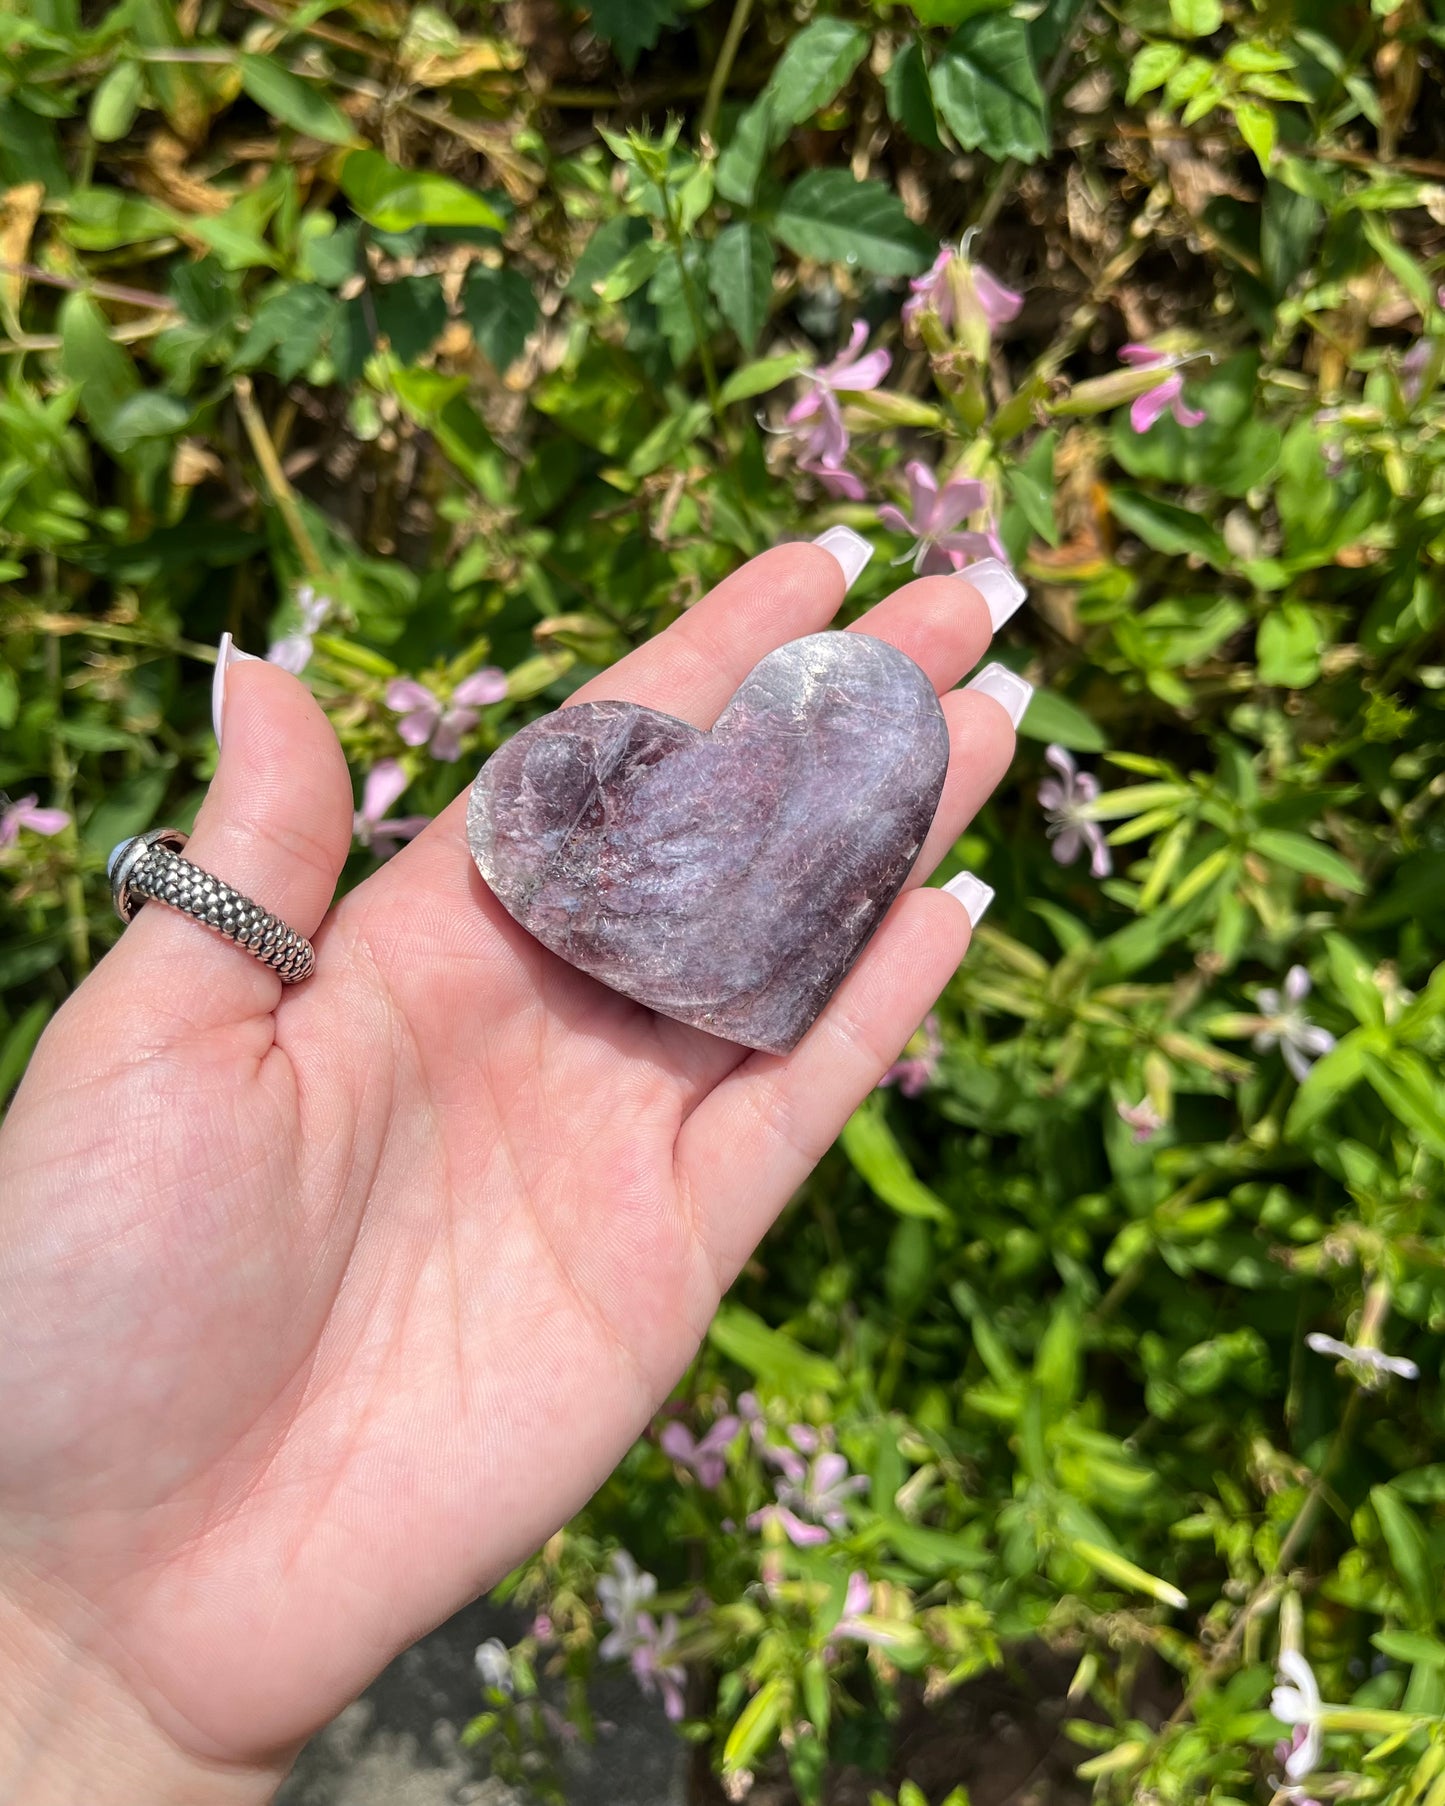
[1039,744,1112,879]
[352,760,429,857]
[786,320,890,490]
[630,1611,687,1721]
[597,1550,657,1659]
[267,583,331,675]
[749,1450,868,1547]
[386,668,508,762]
[0,795,69,848]
[1271,1651,1326,1783]
[879,1012,943,1096]
[827,1572,904,1652]
[659,1414,740,1489]
[1117,1098,1164,1143]
[877,461,995,576]
[903,237,1022,354]
[1119,345,1208,433]
[1306,1331,1418,1386]
[1252,966,1335,1084]
[474,1639,513,1694]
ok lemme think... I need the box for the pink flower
[879,1012,943,1096]
[878,461,994,575]
[903,241,1022,345]
[1253,966,1336,1084]
[268,584,331,675]
[1117,1098,1164,1143]
[828,1571,905,1651]
[0,795,69,848]
[386,668,507,762]
[1306,1331,1417,1387]
[799,458,868,500]
[1039,744,1112,879]
[786,320,891,485]
[749,1451,868,1546]
[1119,344,1207,433]
[353,760,430,857]
[659,1415,740,1490]
[597,1550,657,1659]
[630,1612,686,1722]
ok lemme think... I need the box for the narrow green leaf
[707,1305,841,1392]
[718,349,814,404]
[341,149,504,233]
[1372,1486,1436,1623]
[840,1096,952,1223]
[1017,688,1107,751]
[1253,829,1365,893]
[237,53,355,145]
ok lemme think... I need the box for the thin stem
[701,0,755,144]
[0,263,178,313]
[233,376,326,579]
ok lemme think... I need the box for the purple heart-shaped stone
[467,632,949,1053]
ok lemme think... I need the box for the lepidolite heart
[467,632,949,1053]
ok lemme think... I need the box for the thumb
[101,634,354,1036]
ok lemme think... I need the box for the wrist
[0,1585,284,1806]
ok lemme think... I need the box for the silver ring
[108,828,316,983]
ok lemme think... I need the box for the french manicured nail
[965,662,1034,729]
[942,871,994,926]
[959,557,1028,630]
[212,632,264,749]
[813,525,874,593]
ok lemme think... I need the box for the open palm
[0,542,1016,1792]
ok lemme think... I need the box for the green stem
[662,195,726,432]
[701,0,754,145]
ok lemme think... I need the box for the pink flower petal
[802,460,867,500]
[386,677,438,717]
[1044,744,1078,784]
[1171,394,1207,428]
[396,709,437,748]
[1052,827,1083,866]
[453,667,508,706]
[1119,343,1165,367]
[1130,376,1180,433]
[15,805,69,836]
[932,476,989,535]
[877,503,915,537]
[974,263,1023,328]
[361,759,410,824]
[903,459,939,528]
[831,346,892,392]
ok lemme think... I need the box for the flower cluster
[386,668,508,763]
[597,1551,687,1721]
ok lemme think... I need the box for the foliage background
[4,0,1445,1800]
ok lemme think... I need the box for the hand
[0,541,1019,1800]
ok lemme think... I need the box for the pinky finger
[675,880,989,1288]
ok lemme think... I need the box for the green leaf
[1363,1051,1445,1158]
[1072,1541,1188,1610]
[708,223,773,353]
[773,170,933,277]
[1108,487,1230,567]
[1257,601,1323,687]
[1018,687,1106,751]
[1253,830,1365,893]
[715,97,774,210]
[723,1676,787,1772]
[238,283,336,381]
[763,18,869,127]
[1372,1486,1436,1623]
[1127,42,1184,104]
[58,291,140,454]
[89,59,145,142]
[906,0,1009,21]
[341,149,505,233]
[0,1001,52,1100]
[1233,100,1276,170]
[884,39,941,149]
[238,52,356,144]
[931,15,1048,164]
[461,265,538,370]
[586,0,684,68]
[840,1096,952,1223]
[1169,0,1222,34]
[1004,429,1059,545]
[718,350,814,404]
[707,1305,841,1392]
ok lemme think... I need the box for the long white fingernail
[965,662,1033,728]
[959,557,1027,630]
[212,632,264,749]
[942,871,994,926]
[813,525,874,593]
